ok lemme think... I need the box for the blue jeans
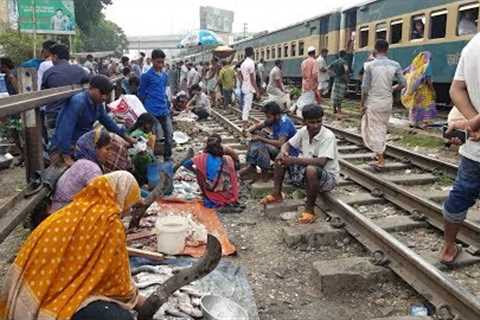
[443,156,480,223]
[223,89,233,108]
[155,114,173,160]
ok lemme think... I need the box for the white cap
[307,46,316,53]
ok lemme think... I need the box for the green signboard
[17,0,76,35]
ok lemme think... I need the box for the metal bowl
[200,295,249,320]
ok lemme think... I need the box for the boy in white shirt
[261,104,340,224]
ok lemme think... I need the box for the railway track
[205,104,480,319]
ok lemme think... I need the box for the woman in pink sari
[182,134,239,209]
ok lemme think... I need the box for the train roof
[341,0,379,12]
[232,8,342,46]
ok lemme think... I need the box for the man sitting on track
[239,101,298,181]
[260,104,340,224]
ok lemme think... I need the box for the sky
[104,0,360,37]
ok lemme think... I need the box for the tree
[73,0,112,34]
[78,16,128,53]
[0,30,41,65]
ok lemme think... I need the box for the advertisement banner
[200,6,234,34]
[17,0,76,34]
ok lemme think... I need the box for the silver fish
[178,303,203,318]
[132,265,166,275]
[165,307,195,320]
[180,286,203,298]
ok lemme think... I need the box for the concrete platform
[312,257,394,295]
[250,181,296,198]
[282,222,347,248]
[341,193,384,206]
[375,215,428,232]
[264,200,303,219]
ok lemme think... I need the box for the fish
[165,307,195,320]
[132,265,166,275]
[191,297,201,308]
[173,291,191,305]
[136,280,164,290]
[178,303,203,318]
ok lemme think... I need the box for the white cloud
[104,0,359,36]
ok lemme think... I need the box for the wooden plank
[127,247,164,261]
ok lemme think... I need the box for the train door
[341,9,357,71]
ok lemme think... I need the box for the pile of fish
[132,264,207,319]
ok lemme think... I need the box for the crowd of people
[1,25,480,317]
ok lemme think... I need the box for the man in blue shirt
[138,49,173,161]
[41,44,90,144]
[240,101,298,180]
[50,75,134,165]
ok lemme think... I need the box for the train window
[375,23,387,40]
[411,15,425,40]
[284,45,289,58]
[261,49,265,60]
[390,19,403,44]
[458,3,479,36]
[277,46,282,58]
[430,9,447,39]
[291,42,297,57]
[359,26,369,48]
[272,46,276,59]
[267,48,271,60]
[299,41,305,56]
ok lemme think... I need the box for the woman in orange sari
[0,171,144,320]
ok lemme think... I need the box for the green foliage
[73,0,128,53]
[78,17,128,53]
[0,30,41,65]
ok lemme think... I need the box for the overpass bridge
[127,34,184,51]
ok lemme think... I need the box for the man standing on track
[360,39,405,170]
[317,48,330,96]
[296,47,319,117]
[441,33,480,266]
[328,50,349,114]
[240,47,259,128]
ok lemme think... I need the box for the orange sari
[0,171,141,320]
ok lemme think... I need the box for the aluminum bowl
[200,295,249,320]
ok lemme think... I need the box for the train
[177,0,478,102]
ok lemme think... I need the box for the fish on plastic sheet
[135,265,207,319]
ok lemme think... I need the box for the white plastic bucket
[155,216,189,255]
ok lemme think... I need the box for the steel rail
[339,159,480,251]
[211,106,480,319]
[320,194,480,320]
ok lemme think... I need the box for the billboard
[17,0,76,34]
[200,6,234,34]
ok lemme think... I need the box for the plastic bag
[109,95,147,128]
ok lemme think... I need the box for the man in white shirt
[187,63,200,92]
[317,48,330,96]
[240,47,259,127]
[441,33,480,266]
[142,57,152,73]
[257,58,266,90]
[260,104,339,224]
[37,40,56,91]
[179,61,189,93]
[187,84,210,120]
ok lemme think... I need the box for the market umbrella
[178,30,224,48]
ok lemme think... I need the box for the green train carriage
[349,0,478,102]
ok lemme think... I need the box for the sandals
[260,193,284,205]
[440,245,462,268]
[368,162,384,172]
[298,212,317,224]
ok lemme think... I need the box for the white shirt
[240,57,256,94]
[317,55,329,82]
[180,65,189,83]
[37,59,53,90]
[454,33,480,162]
[193,92,210,111]
[267,66,282,91]
[288,126,340,179]
[187,68,200,88]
